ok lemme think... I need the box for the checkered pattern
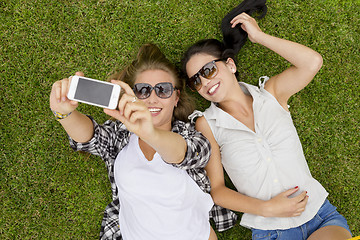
[69,116,237,239]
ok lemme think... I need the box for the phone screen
[74,77,113,106]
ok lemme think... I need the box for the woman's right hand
[49,72,83,114]
[230,12,263,43]
[262,187,309,218]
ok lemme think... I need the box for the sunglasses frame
[187,59,223,91]
[133,82,176,99]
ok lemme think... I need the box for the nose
[200,76,211,88]
[146,89,159,103]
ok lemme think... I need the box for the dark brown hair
[182,0,267,73]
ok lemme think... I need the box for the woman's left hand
[104,80,155,138]
[230,12,263,43]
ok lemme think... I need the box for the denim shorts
[251,199,352,240]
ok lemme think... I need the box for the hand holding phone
[50,77,79,115]
[67,76,121,109]
[104,80,155,139]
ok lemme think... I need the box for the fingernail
[295,186,299,189]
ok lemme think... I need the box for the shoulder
[195,116,210,132]
[193,116,217,145]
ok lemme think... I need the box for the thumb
[69,100,79,106]
[104,108,126,123]
[75,71,85,77]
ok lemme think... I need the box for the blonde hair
[109,44,194,123]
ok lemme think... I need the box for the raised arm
[231,13,323,109]
[49,72,94,143]
[104,80,187,164]
[196,116,308,217]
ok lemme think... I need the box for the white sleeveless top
[201,78,328,230]
[114,134,214,240]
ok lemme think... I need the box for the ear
[225,58,237,73]
[174,89,180,107]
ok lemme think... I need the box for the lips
[148,107,161,115]
[208,83,220,95]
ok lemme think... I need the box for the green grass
[1,0,359,239]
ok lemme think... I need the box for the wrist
[260,200,272,217]
[251,31,268,44]
[51,109,73,121]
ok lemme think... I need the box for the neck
[218,84,253,115]
[138,138,156,161]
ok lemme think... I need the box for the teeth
[149,108,161,113]
[208,83,219,94]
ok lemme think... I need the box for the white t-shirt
[202,78,328,230]
[114,134,214,240]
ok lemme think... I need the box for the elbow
[211,193,222,206]
[210,186,224,206]
[309,52,323,73]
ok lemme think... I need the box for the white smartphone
[67,76,121,109]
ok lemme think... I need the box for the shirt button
[273,179,279,183]
[267,157,271,162]
[257,138,262,142]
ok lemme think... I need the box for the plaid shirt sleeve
[171,120,211,170]
[68,116,130,168]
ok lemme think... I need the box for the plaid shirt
[69,116,237,239]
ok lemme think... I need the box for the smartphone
[67,76,121,109]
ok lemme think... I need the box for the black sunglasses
[187,59,222,91]
[133,82,176,99]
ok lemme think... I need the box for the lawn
[1,0,359,239]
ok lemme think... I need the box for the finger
[230,12,249,23]
[300,194,309,205]
[61,79,69,102]
[53,81,61,103]
[293,191,308,204]
[111,80,135,96]
[104,108,126,123]
[66,77,72,99]
[297,200,308,214]
[230,13,250,25]
[293,211,302,217]
[123,101,147,121]
[128,110,149,124]
[283,186,300,197]
[230,18,246,28]
[117,93,137,114]
[69,100,79,106]
[75,71,84,77]
[294,204,306,216]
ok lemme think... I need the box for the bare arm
[196,116,308,217]
[143,127,187,164]
[231,13,323,109]
[49,72,94,143]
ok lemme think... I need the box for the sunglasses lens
[188,60,219,91]
[134,83,151,99]
[155,82,174,98]
[134,82,174,99]
[188,75,201,91]
[201,62,217,79]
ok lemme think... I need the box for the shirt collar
[204,82,261,130]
